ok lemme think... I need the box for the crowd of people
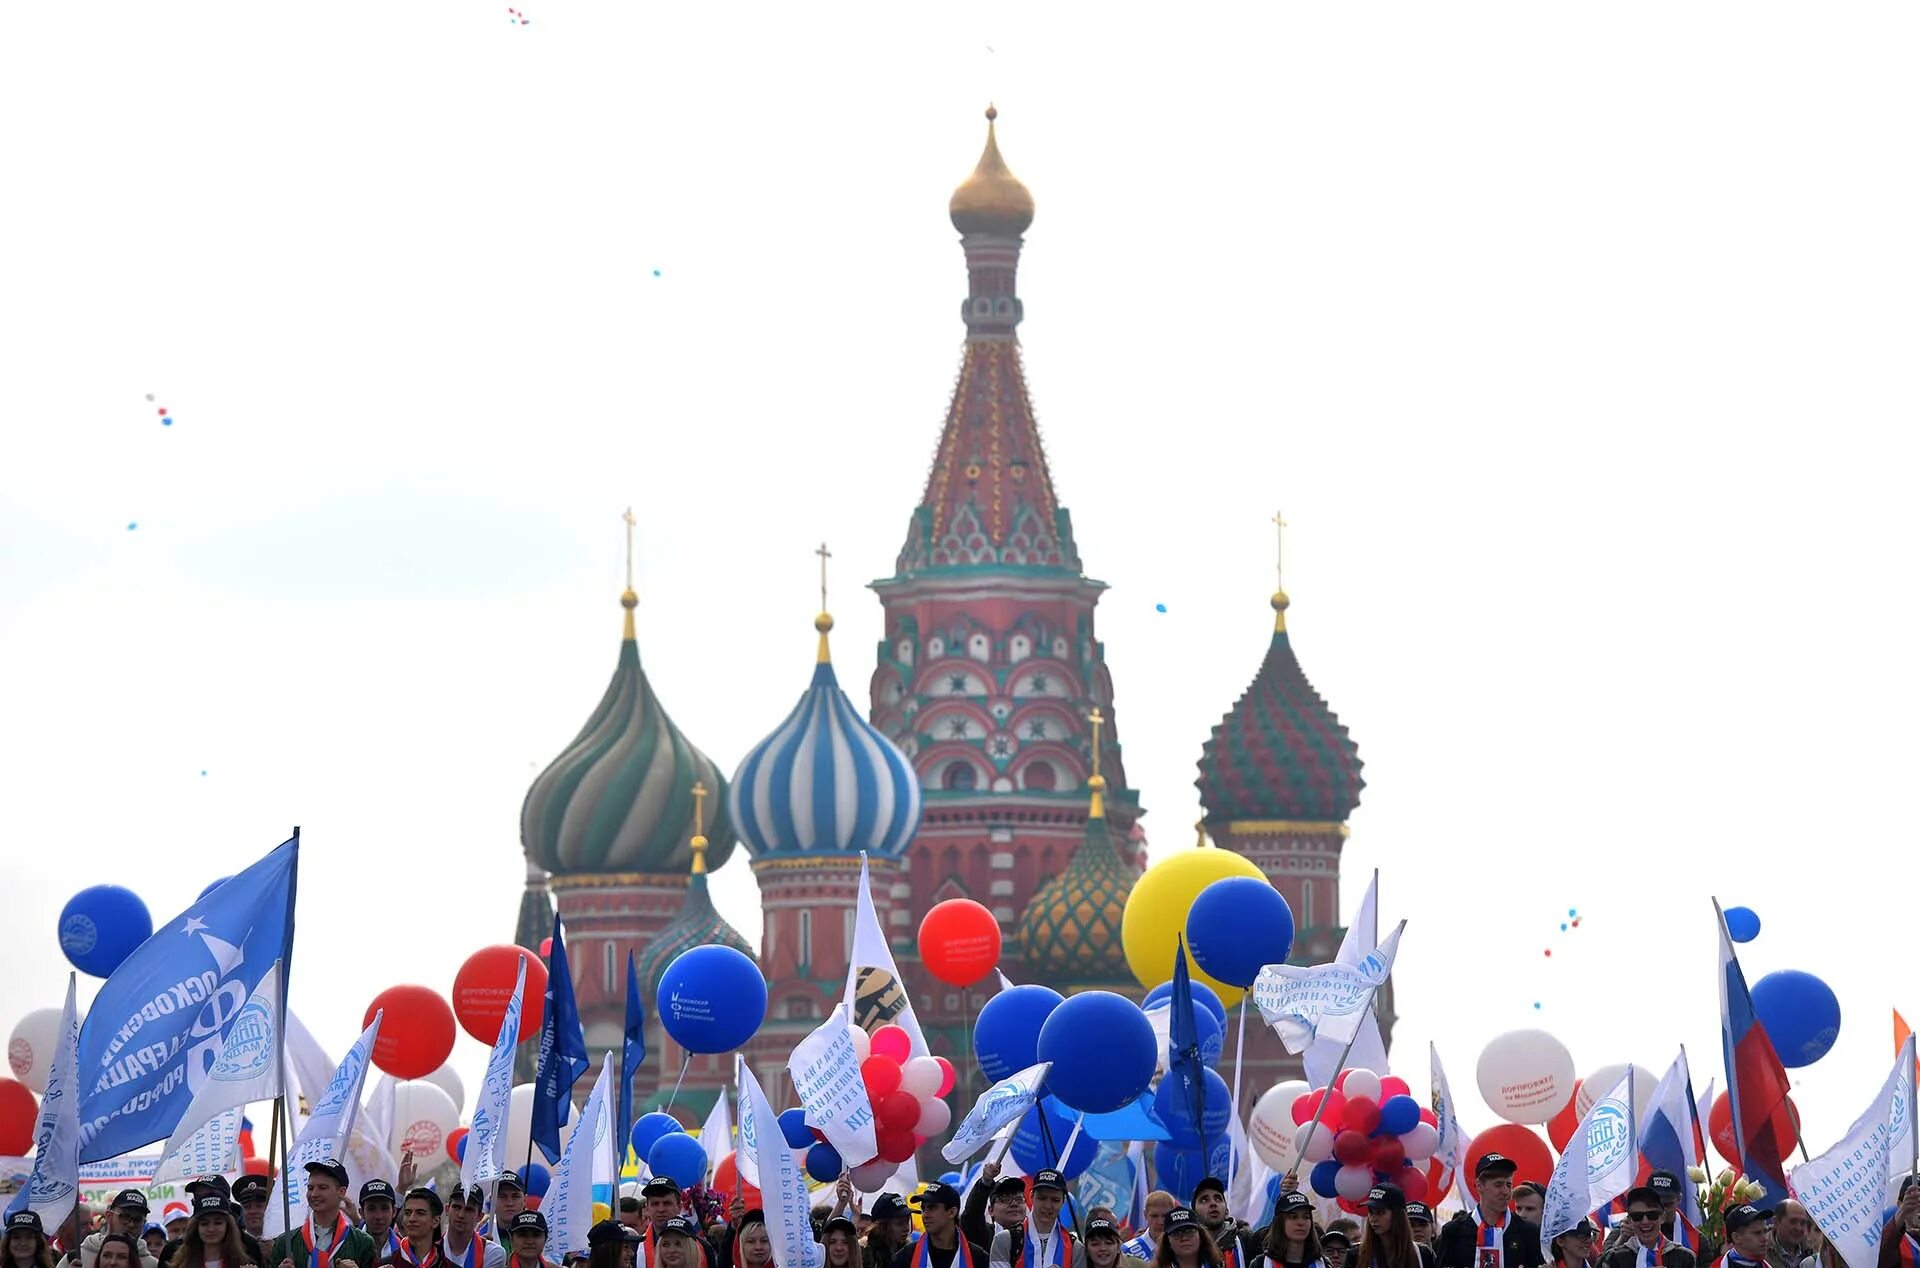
[5,1149,1917,1268]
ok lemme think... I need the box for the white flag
[548,1057,611,1259]
[787,1004,878,1168]
[700,1088,732,1180]
[283,1010,339,1133]
[842,853,929,1060]
[1429,1043,1467,1198]
[154,962,284,1182]
[1540,1069,1638,1257]
[1253,921,1405,1054]
[1789,1035,1917,1268]
[739,1058,823,1268]
[1303,871,1389,1086]
[265,1012,382,1238]
[27,974,80,1230]
[463,955,527,1189]
[942,1062,1051,1164]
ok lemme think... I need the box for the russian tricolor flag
[1636,1050,1707,1231]
[1716,900,1793,1205]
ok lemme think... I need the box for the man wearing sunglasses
[1601,1188,1695,1268]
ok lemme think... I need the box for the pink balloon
[871,1025,911,1063]
[934,1056,956,1098]
[914,1097,952,1136]
[1334,1163,1375,1201]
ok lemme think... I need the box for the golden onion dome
[949,105,1035,236]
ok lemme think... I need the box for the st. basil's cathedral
[511,108,1379,1133]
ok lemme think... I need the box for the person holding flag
[441,1190,504,1268]
[268,1161,378,1268]
[1601,1190,1695,1268]
[1434,1154,1545,1268]
[889,1184,984,1268]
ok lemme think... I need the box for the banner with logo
[1790,1034,1916,1268]
[1539,1069,1637,1255]
[787,1004,878,1168]
[547,1056,611,1260]
[263,1012,381,1238]
[1252,921,1405,1054]
[738,1057,822,1268]
[842,854,929,1059]
[152,961,283,1182]
[463,954,526,1189]
[942,1062,1050,1164]
[27,974,81,1229]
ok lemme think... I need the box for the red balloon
[1380,1076,1411,1101]
[712,1152,765,1209]
[1423,1158,1452,1206]
[363,985,457,1079]
[452,946,549,1044]
[1333,1070,1353,1090]
[1337,1197,1366,1215]
[877,1090,920,1132]
[524,1196,541,1211]
[876,1128,917,1164]
[1395,1164,1428,1204]
[1341,1096,1382,1135]
[540,937,553,958]
[862,1056,903,1099]
[1293,1087,1346,1126]
[446,1128,469,1164]
[0,1079,34,1155]
[1462,1124,1554,1199]
[1418,1107,1438,1128]
[1707,1088,1799,1166]
[242,1157,273,1179]
[1547,1079,1584,1153]
[934,1056,957,1098]
[1372,1137,1406,1172]
[918,900,1003,987]
[1332,1130,1372,1166]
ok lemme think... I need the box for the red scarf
[1897,1236,1919,1268]
[1220,1238,1239,1268]
[397,1241,443,1268]
[301,1213,353,1268]
[914,1236,975,1268]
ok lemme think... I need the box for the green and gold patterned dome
[632,782,757,1001]
[1017,710,1136,987]
[521,587,737,876]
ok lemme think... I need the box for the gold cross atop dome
[1087,706,1107,818]
[621,507,639,637]
[814,541,835,661]
[689,780,709,874]
[1271,510,1291,630]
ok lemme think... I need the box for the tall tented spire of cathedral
[894,106,1079,575]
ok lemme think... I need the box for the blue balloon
[630,1111,683,1161]
[1012,1096,1099,1178]
[1378,1094,1422,1137]
[1753,969,1842,1067]
[778,1107,813,1150]
[522,1162,551,1197]
[455,1134,468,1162]
[805,1142,843,1183]
[648,1131,709,1189]
[657,945,766,1054]
[58,885,153,978]
[938,1172,962,1186]
[1724,906,1762,944]
[1141,980,1228,1032]
[1153,1068,1231,1148]
[1186,878,1295,989]
[1308,1159,1341,1199]
[975,984,1064,1083]
[1038,991,1159,1114]
[1153,1138,1231,1198]
[198,877,233,900]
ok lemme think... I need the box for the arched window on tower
[944,763,978,792]
[1023,761,1057,792]
[798,909,813,976]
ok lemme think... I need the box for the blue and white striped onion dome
[729,614,923,858]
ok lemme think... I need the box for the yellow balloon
[1121,847,1267,1005]
[592,1202,611,1224]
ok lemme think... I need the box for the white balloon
[1476,1029,1576,1125]
[504,1082,576,1167]
[1399,1121,1439,1161]
[914,1096,952,1137]
[1342,1069,1382,1104]
[390,1080,461,1167]
[1575,1064,1657,1119]
[847,1026,871,1063]
[1249,1080,1312,1171]
[1297,1119,1336,1164]
[424,1064,466,1115]
[900,1057,943,1099]
[849,1159,895,1193]
[1335,1163,1375,1201]
[8,1009,62,1095]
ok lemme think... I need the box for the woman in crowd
[732,1213,774,1268]
[1353,1187,1432,1268]
[96,1236,142,1268]
[1549,1222,1599,1268]
[819,1217,859,1268]
[165,1196,254,1268]
[6,1213,58,1268]
[1084,1217,1151,1268]
[1256,1194,1321,1268]
[1156,1209,1223,1268]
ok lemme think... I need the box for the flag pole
[1285,980,1386,1179]
[1229,995,1248,1184]
[275,942,294,1240]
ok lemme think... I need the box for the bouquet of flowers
[1690,1166,1768,1246]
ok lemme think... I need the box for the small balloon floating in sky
[1532,1001,1542,1010]
[1568,907,1578,917]
[1154,603,1167,613]
[126,522,138,531]
[652,269,662,277]
[1559,922,1568,931]
[1543,948,1551,957]
[507,6,529,23]
[147,393,172,425]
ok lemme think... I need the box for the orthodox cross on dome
[1087,706,1107,818]
[1272,510,1287,591]
[814,542,836,661]
[690,779,709,874]
[623,506,637,591]
[816,541,832,613]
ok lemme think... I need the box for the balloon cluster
[1296,1070,1440,1213]
[846,1022,955,1187]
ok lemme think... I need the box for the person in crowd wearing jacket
[1406,1209,1434,1253]
[442,1188,504,1268]
[963,1173,1027,1256]
[891,1184,987,1268]
[502,1214,555,1268]
[1874,1180,1920,1268]
[1082,1219,1148,1268]
[1356,1185,1434,1268]
[1550,1223,1599,1268]
[268,1160,378,1268]
[82,1192,159,1268]
[1434,1154,1544,1268]
[379,1190,450,1268]
[8,1212,60,1268]
[1766,1203,1817,1268]
[1255,1193,1320,1268]
[1602,1187,1696,1268]
[1716,1208,1770,1268]
[1124,1197,1174,1265]
[989,1171,1077,1268]
[169,1193,257,1268]
[864,1197,914,1268]
[1191,1182,1252,1268]
[1154,1211,1220,1268]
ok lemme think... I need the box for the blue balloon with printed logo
[1154,1138,1231,1199]
[648,1130,709,1189]
[1752,969,1842,1067]
[1154,1068,1232,1147]
[1011,1096,1099,1178]
[1037,991,1158,1115]
[1152,996,1223,1068]
[779,1107,813,1150]
[656,944,766,1054]
[1185,878,1295,989]
[974,984,1064,1083]
[805,1142,843,1183]
[522,1162,551,1197]
[1142,979,1228,1032]
[630,1111,682,1162]
[58,885,153,978]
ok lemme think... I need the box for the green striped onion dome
[1017,778,1136,987]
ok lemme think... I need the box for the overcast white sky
[4,1,1918,1163]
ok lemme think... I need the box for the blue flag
[1168,938,1213,1178]
[617,950,645,1162]
[76,834,298,1162]
[531,912,588,1165]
